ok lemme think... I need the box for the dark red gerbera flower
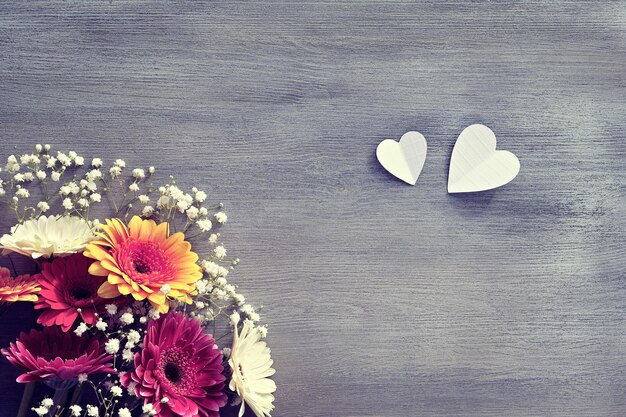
[121,312,227,417]
[34,253,109,331]
[1,326,114,383]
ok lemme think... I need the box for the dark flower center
[71,285,92,301]
[164,361,184,384]
[133,259,152,274]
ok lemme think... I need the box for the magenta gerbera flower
[34,253,110,331]
[121,312,227,417]
[1,326,114,383]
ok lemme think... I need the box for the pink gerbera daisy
[1,326,114,383]
[34,253,110,331]
[121,312,227,417]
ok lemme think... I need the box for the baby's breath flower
[110,386,123,397]
[36,170,46,180]
[119,312,134,325]
[129,183,140,192]
[87,169,103,180]
[257,325,268,337]
[37,201,50,212]
[41,398,54,408]
[15,188,29,198]
[127,330,141,344]
[87,405,99,417]
[233,293,245,305]
[91,158,103,168]
[51,172,61,182]
[96,320,108,331]
[105,338,120,354]
[91,193,102,203]
[105,304,118,315]
[110,166,122,178]
[138,194,150,204]
[62,198,73,210]
[118,408,131,417]
[122,349,134,362]
[142,403,156,415]
[202,260,219,277]
[114,159,126,168]
[47,157,57,168]
[142,206,154,217]
[214,245,226,259]
[195,279,210,294]
[148,166,155,174]
[132,168,145,179]
[214,212,227,224]
[197,219,212,232]
[176,200,190,212]
[6,155,20,173]
[208,233,218,244]
[186,206,199,220]
[74,322,88,336]
[195,190,207,202]
[57,152,71,167]
[69,404,82,416]
[75,156,85,166]
[32,406,48,416]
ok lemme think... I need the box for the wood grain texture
[0,1,625,416]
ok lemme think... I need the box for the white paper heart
[448,124,520,193]
[376,131,427,185]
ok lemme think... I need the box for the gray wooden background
[1,1,625,416]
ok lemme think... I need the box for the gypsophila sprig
[0,145,275,417]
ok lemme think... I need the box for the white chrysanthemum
[0,215,95,259]
[229,318,276,417]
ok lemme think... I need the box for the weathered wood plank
[0,1,624,416]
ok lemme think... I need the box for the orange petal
[117,283,133,295]
[88,262,109,277]
[151,222,169,242]
[98,281,122,298]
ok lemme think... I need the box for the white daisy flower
[0,215,95,259]
[229,317,276,417]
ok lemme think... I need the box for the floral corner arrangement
[0,145,275,417]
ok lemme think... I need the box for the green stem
[65,383,82,416]
[51,387,69,417]
[16,382,35,417]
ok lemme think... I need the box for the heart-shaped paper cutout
[448,124,520,193]
[376,131,427,185]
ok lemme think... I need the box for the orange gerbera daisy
[0,267,40,303]
[83,216,202,313]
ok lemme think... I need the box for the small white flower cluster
[148,181,226,238]
[191,257,265,333]
[31,398,54,416]
[0,146,157,223]
[142,403,157,416]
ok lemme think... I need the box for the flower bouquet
[0,145,275,417]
